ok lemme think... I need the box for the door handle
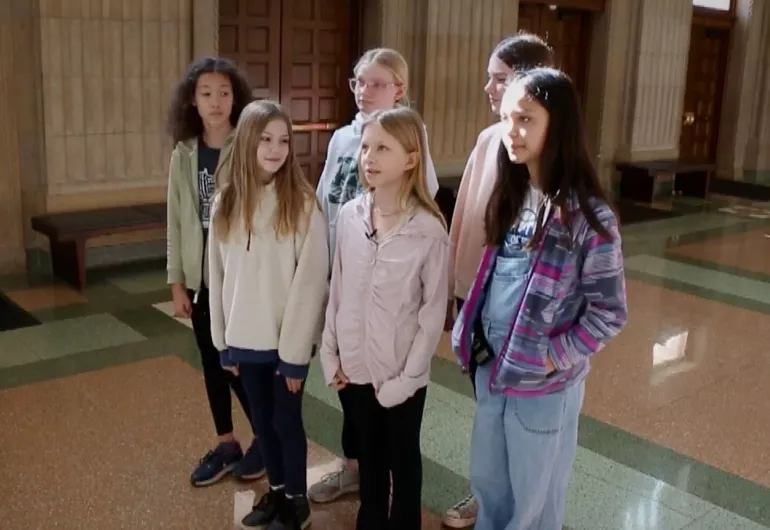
[292,122,340,132]
[683,112,695,126]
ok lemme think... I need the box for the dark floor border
[710,177,770,201]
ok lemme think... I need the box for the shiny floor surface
[1,196,770,529]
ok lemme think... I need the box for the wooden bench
[616,160,715,204]
[31,203,167,291]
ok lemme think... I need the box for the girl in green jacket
[165,57,260,487]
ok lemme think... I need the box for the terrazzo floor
[1,197,770,529]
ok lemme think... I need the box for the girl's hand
[545,357,556,375]
[285,377,304,393]
[330,367,349,391]
[171,284,192,318]
[223,364,239,377]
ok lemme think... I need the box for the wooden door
[219,0,282,101]
[517,4,592,103]
[219,0,357,185]
[281,0,354,183]
[679,24,730,162]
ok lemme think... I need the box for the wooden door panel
[219,0,356,186]
[517,4,591,102]
[282,0,352,185]
[680,25,729,162]
[219,0,282,101]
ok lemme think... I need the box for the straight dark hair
[494,31,555,70]
[484,68,613,248]
[167,57,253,144]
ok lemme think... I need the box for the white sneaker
[307,465,360,503]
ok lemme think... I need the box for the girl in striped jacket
[451,68,628,530]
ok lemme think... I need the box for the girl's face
[257,118,291,175]
[500,82,550,165]
[484,54,513,115]
[360,122,416,191]
[351,62,404,115]
[193,72,234,130]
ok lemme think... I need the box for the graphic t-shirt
[198,141,221,232]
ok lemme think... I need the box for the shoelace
[319,469,344,484]
[451,494,475,511]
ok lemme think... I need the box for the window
[693,0,731,10]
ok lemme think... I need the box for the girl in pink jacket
[319,107,448,530]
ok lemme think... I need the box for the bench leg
[49,239,87,290]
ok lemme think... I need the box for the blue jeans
[470,362,584,530]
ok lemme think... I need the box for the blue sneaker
[190,441,243,487]
[233,438,266,481]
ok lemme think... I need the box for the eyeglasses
[348,78,400,93]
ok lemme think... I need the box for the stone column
[583,0,636,189]
[616,0,693,162]
[420,0,519,176]
[0,0,26,273]
[377,0,433,117]
[716,0,770,181]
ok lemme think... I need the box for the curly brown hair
[167,57,253,144]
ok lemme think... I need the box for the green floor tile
[625,255,770,305]
[683,509,770,530]
[112,306,191,338]
[108,269,169,294]
[10,314,146,360]
[0,334,40,369]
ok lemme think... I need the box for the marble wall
[38,0,192,211]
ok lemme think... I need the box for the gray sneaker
[307,466,360,503]
[442,494,477,528]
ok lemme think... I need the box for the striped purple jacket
[451,197,627,396]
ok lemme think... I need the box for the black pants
[455,297,478,397]
[190,288,252,437]
[240,361,308,496]
[340,391,358,460]
[341,384,427,530]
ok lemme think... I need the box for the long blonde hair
[213,100,317,241]
[360,107,446,229]
[354,48,410,107]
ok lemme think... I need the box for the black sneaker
[233,438,266,481]
[242,489,284,529]
[190,442,243,487]
[267,495,311,530]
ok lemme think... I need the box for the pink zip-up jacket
[319,192,449,408]
[448,122,502,300]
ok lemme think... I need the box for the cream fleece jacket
[208,183,329,379]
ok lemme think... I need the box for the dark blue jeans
[240,361,307,495]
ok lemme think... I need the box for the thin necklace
[374,205,402,217]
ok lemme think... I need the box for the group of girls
[166,30,627,530]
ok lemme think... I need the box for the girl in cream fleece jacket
[208,100,328,530]
[320,108,448,530]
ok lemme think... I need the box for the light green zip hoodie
[166,134,234,291]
